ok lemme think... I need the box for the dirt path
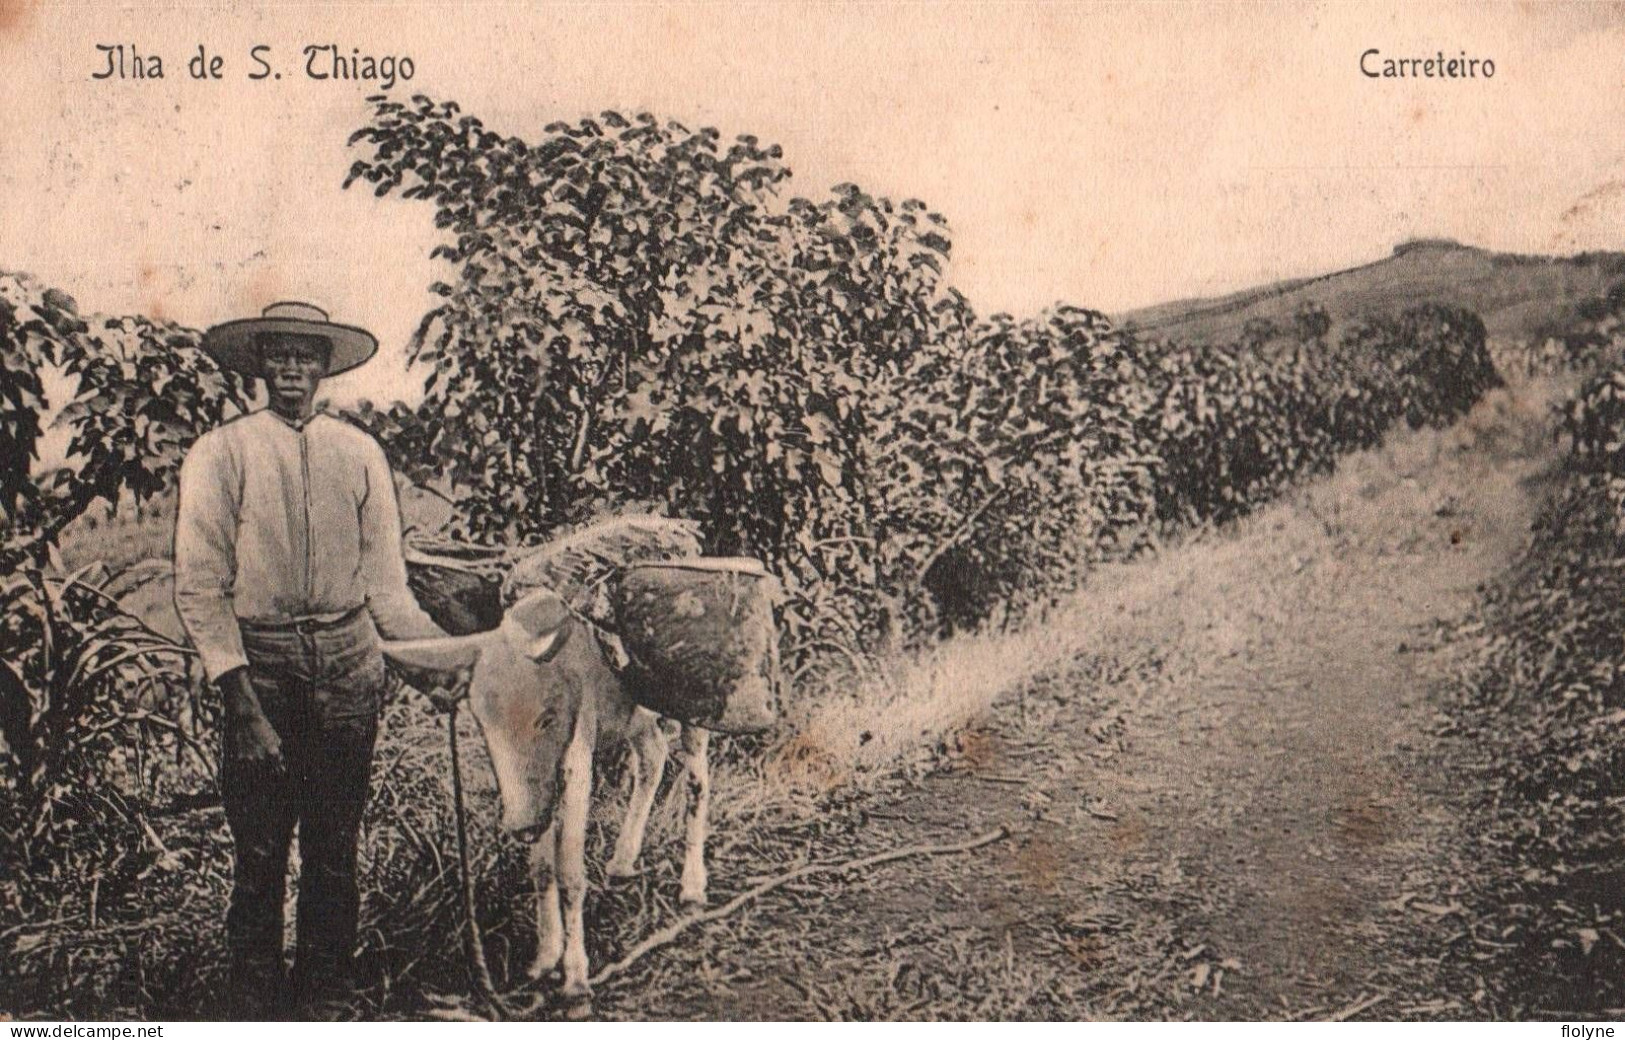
[589,380,1567,1021]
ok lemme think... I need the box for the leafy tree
[53,315,250,528]
[1241,316,1281,349]
[1,273,249,563]
[345,96,961,658]
[345,97,796,542]
[0,270,244,853]
[346,94,1505,657]
[895,305,1157,632]
[0,273,86,559]
[1292,300,1332,342]
[341,398,445,492]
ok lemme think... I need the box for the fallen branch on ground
[1325,991,1387,1022]
[589,825,1011,989]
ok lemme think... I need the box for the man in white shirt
[174,301,447,1019]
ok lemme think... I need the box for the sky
[3,0,1625,406]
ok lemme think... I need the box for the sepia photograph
[3,0,1625,1025]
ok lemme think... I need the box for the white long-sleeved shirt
[173,409,444,681]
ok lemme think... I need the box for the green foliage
[0,273,86,556]
[345,97,799,542]
[0,101,1521,1020]
[342,398,444,492]
[911,304,1498,631]
[1145,304,1498,529]
[1448,474,1625,1012]
[1443,305,1625,1012]
[55,315,250,525]
[0,566,211,857]
[347,95,1504,660]
[345,97,960,659]
[1559,286,1625,539]
[1565,367,1625,480]
[895,304,1158,631]
[0,271,241,864]
[1554,281,1625,369]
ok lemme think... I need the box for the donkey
[381,587,711,1008]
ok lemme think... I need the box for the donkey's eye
[531,708,555,731]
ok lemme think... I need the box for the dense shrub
[1144,304,1498,529]
[897,305,1158,632]
[1443,287,1625,1012]
[0,271,242,886]
[344,99,963,662]
[903,302,1498,625]
[346,95,1503,654]
[1448,473,1625,1012]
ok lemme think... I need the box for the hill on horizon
[1115,239,1625,345]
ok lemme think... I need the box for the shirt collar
[262,408,324,433]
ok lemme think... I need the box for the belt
[240,604,367,635]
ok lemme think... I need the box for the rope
[446,701,502,1017]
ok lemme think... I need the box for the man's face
[259,335,329,410]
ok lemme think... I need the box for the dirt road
[587,380,1565,1021]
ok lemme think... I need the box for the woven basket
[612,558,783,734]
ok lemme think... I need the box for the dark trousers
[220,608,388,1018]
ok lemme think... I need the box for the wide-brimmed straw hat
[202,301,378,377]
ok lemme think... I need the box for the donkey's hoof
[559,982,593,1020]
[561,997,594,1021]
[680,887,708,908]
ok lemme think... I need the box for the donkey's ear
[379,633,485,674]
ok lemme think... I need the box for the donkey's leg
[524,824,563,981]
[556,725,595,1005]
[678,725,711,906]
[607,712,668,879]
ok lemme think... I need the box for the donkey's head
[380,589,611,838]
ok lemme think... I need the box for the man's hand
[389,661,468,714]
[423,680,466,714]
[219,667,285,778]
